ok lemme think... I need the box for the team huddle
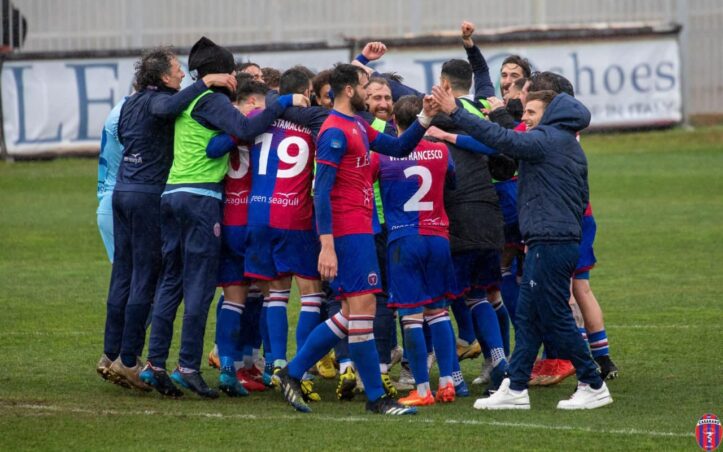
[95,21,618,416]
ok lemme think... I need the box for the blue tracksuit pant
[508,242,602,391]
[103,190,161,359]
[147,191,222,371]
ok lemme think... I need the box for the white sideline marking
[606,324,692,329]
[0,331,96,336]
[1,403,693,439]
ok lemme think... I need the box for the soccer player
[276,63,436,415]
[459,19,515,382]
[207,77,270,397]
[100,46,236,391]
[371,95,458,406]
[572,203,619,380]
[432,86,613,410]
[95,97,125,381]
[242,67,328,400]
[355,75,401,398]
[96,97,126,264]
[139,37,307,398]
[354,42,507,396]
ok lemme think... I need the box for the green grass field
[1,126,722,451]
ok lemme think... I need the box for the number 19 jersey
[371,139,454,243]
[247,116,316,231]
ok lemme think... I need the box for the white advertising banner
[368,36,681,130]
[2,37,680,156]
[1,48,350,156]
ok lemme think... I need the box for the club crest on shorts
[213,222,221,237]
[367,272,378,286]
[696,414,722,451]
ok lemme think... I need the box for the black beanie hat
[188,36,235,77]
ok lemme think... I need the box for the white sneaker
[473,378,530,410]
[557,381,613,410]
[472,357,493,385]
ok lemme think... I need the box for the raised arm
[461,21,495,99]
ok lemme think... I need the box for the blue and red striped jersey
[315,110,380,237]
[371,139,455,242]
[247,111,316,231]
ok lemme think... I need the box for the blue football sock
[425,311,454,380]
[296,292,323,350]
[588,329,609,357]
[467,289,505,366]
[451,297,476,345]
[402,317,429,387]
[480,340,491,359]
[490,298,511,356]
[266,289,289,367]
[348,315,385,402]
[288,313,347,379]
[216,299,244,370]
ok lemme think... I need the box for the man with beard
[100,45,236,390]
[354,41,508,397]
[276,63,437,415]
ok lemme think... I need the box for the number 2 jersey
[370,138,455,243]
[247,111,316,231]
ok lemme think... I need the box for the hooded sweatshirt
[449,93,590,245]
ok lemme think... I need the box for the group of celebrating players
[95,20,618,415]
